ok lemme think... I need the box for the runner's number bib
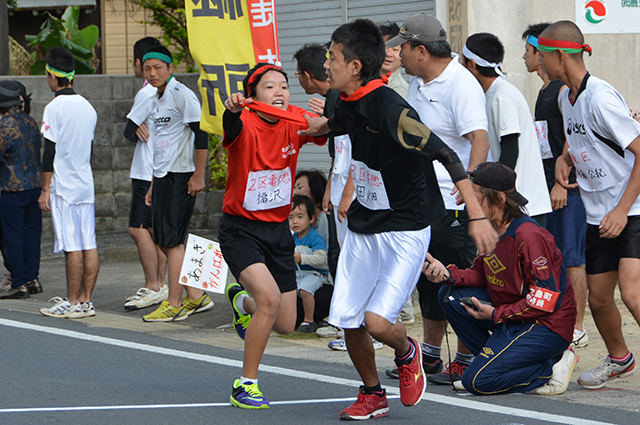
[243,167,292,211]
[569,146,614,192]
[350,160,390,210]
[534,121,553,160]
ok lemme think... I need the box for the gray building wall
[0,74,223,237]
[276,0,436,175]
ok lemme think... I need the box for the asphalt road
[0,257,639,424]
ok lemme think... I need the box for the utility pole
[0,0,10,75]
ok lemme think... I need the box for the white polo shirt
[41,91,97,204]
[559,75,640,225]
[151,77,201,178]
[485,77,551,217]
[407,54,488,210]
[127,82,157,181]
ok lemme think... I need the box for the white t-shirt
[485,77,552,217]
[151,77,201,178]
[559,75,640,225]
[407,54,488,210]
[41,91,97,204]
[127,82,157,181]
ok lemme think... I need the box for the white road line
[0,318,616,425]
[0,397,393,413]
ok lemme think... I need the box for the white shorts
[328,226,431,329]
[51,193,97,253]
[333,206,349,248]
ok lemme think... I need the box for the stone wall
[0,74,224,236]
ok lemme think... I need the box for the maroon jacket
[448,216,576,342]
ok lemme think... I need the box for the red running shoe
[396,336,426,406]
[339,387,389,420]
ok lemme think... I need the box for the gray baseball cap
[386,13,447,47]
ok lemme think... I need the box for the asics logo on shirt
[566,118,586,136]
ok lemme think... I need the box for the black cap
[0,81,22,109]
[470,162,528,206]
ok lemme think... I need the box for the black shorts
[217,213,296,293]
[129,179,152,228]
[585,215,640,274]
[151,172,196,248]
[418,209,476,320]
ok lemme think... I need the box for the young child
[293,170,329,245]
[220,63,326,409]
[289,195,329,332]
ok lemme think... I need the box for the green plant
[127,0,195,72]
[209,133,228,190]
[25,6,99,75]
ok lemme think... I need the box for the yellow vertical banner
[185,0,281,135]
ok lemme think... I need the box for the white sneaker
[328,337,384,351]
[40,297,85,319]
[453,380,466,391]
[572,329,589,348]
[578,354,636,389]
[328,337,347,351]
[83,301,96,317]
[124,285,168,310]
[316,325,343,338]
[535,349,577,395]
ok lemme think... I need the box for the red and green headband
[537,37,592,56]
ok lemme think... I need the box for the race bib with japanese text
[534,120,553,160]
[350,160,390,211]
[243,167,292,211]
[569,146,614,192]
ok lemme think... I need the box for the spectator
[289,195,329,332]
[38,47,99,318]
[424,162,577,395]
[122,36,169,311]
[124,45,212,322]
[462,32,552,223]
[0,81,42,299]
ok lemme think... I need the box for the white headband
[463,45,506,79]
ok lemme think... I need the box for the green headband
[46,64,75,81]
[537,37,593,56]
[143,52,173,65]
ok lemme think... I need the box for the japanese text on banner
[186,0,280,135]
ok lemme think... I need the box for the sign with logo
[577,0,640,34]
[186,0,281,134]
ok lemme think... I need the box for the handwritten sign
[179,234,229,294]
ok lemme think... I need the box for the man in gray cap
[385,12,491,385]
[0,80,43,299]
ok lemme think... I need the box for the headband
[526,35,538,48]
[537,37,592,56]
[462,45,506,79]
[45,64,75,81]
[247,64,283,97]
[143,51,173,64]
